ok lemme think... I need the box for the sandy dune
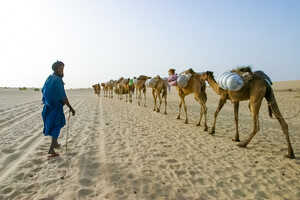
[0,83,299,200]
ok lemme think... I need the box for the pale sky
[1,0,299,88]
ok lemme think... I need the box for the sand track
[0,88,299,200]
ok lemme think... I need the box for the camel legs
[183,98,188,124]
[129,90,132,103]
[137,89,141,106]
[177,96,188,124]
[143,88,147,107]
[237,99,262,148]
[196,106,203,126]
[163,94,167,115]
[268,98,295,158]
[157,91,162,113]
[194,94,208,131]
[210,98,227,134]
[152,89,157,111]
[177,98,183,120]
[233,102,240,142]
[273,111,295,158]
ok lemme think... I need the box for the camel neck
[207,75,221,94]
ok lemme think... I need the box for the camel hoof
[176,116,180,120]
[156,109,160,113]
[184,120,188,124]
[164,112,167,115]
[209,130,215,135]
[237,141,247,148]
[196,123,201,127]
[285,154,296,159]
[232,138,240,142]
[153,109,156,112]
[204,127,208,132]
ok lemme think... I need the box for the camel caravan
[91,66,295,159]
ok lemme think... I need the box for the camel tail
[265,84,281,119]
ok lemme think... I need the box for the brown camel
[135,75,151,107]
[101,83,108,97]
[169,68,208,131]
[102,80,115,98]
[117,77,133,103]
[200,68,295,159]
[92,83,101,96]
[148,76,168,114]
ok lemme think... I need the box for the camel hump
[137,75,149,80]
[182,68,195,74]
[254,71,273,85]
[231,66,253,75]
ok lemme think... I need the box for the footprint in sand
[1,187,13,195]
[1,148,15,154]
[79,178,93,187]
[78,188,94,198]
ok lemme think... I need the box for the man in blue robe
[42,61,75,156]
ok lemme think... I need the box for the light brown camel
[135,75,151,107]
[92,83,101,96]
[101,83,108,97]
[115,78,124,100]
[200,68,295,159]
[169,68,208,131]
[103,80,115,98]
[149,76,168,114]
[117,77,133,103]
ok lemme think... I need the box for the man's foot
[48,153,60,158]
[48,149,57,154]
[54,143,61,149]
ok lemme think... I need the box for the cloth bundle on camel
[217,72,244,91]
[177,73,192,88]
[217,66,273,92]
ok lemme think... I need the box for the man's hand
[70,108,76,116]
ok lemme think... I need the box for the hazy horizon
[1,0,299,89]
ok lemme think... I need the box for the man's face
[56,65,64,77]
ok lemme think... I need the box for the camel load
[177,73,192,88]
[217,67,273,91]
[217,72,244,91]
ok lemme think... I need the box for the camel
[200,68,295,159]
[168,68,208,131]
[116,77,133,103]
[135,75,151,107]
[92,83,101,96]
[148,76,168,114]
[101,83,108,97]
[102,80,115,98]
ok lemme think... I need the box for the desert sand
[0,82,299,200]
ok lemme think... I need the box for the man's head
[168,68,175,76]
[52,61,64,77]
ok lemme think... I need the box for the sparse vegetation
[33,88,40,92]
[19,87,27,91]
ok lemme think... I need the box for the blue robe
[42,74,67,139]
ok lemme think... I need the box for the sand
[0,82,299,200]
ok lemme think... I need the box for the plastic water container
[177,74,191,88]
[217,72,244,91]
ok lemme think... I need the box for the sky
[0,0,299,88]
